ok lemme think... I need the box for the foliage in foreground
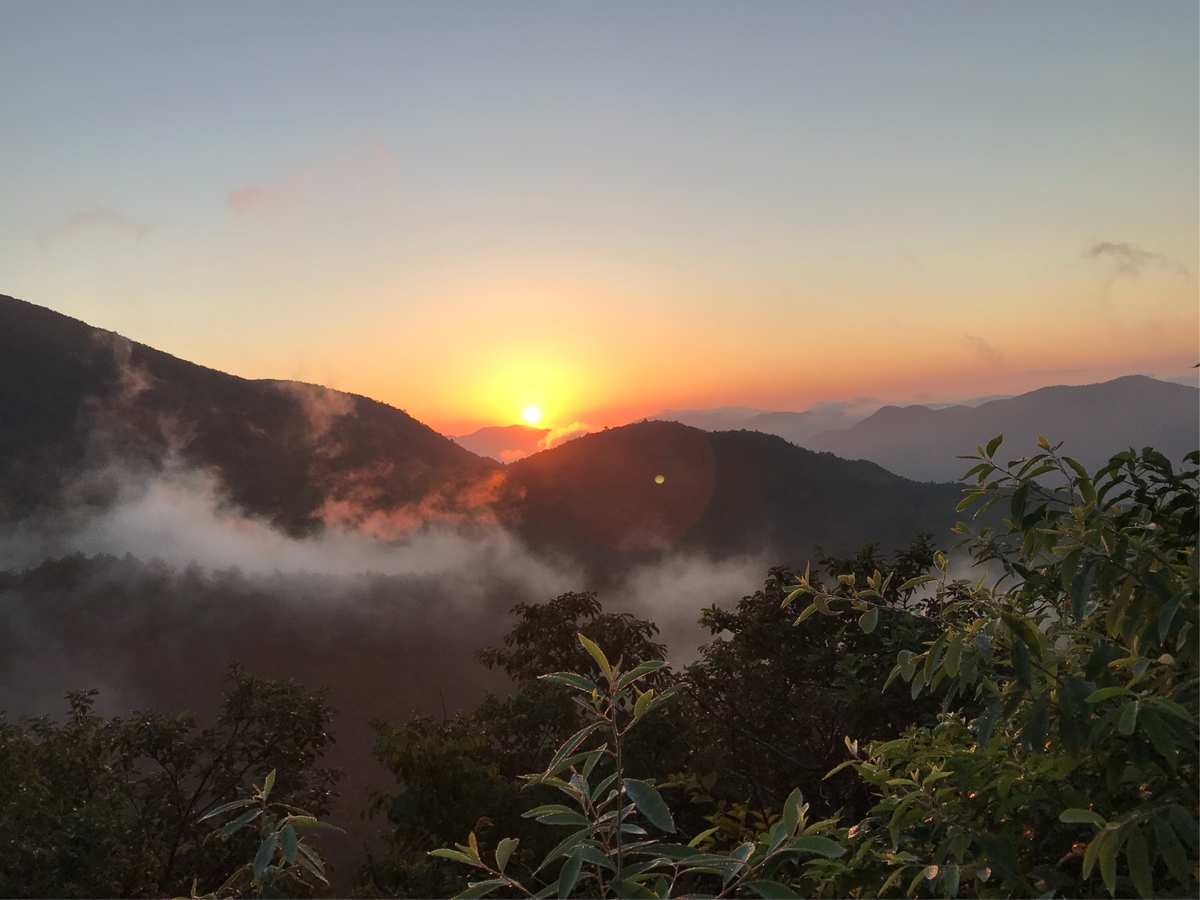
[362,546,941,897]
[431,633,848,898]
[432,441,1198,898]
[191,768,340,898]
[0,668,338,899]
[790,439,1198,899]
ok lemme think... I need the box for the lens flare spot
[654,474,666,485]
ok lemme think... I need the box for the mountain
[454,424,549,461]
[1,293,960,570]
[0,294,498,532]
[651,404,870,446]
[499,421,960,571]
[807,376,1200,482]
[652,406,770,432]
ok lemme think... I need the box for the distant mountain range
[0,293,963,569]
[454,424,549,461]
[650,394,1014,448]
[805,377,1199,481]
[652,378,1197,482]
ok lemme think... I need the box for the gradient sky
[2,1,1197,434]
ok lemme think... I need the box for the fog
[0,457,771,844]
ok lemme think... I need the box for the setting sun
[522,404,543,425]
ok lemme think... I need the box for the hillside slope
[0,294,498,532]
[807,376,1199,481]
[500,421,960,569]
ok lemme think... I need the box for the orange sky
[3,3,1197,436]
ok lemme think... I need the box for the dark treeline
[0,538,939,898]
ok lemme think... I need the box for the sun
[522,404,543,426]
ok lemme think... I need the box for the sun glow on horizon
[522,404,543,426]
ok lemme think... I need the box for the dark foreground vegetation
[1,439,1196,898]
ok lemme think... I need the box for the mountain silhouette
[0,294,498,532]
[454,423,550,461]
[806,376,1199,481]
[1,293,964,569]
[499,421,959,572]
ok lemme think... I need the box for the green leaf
[1167,805,1198,850]
[943,635,962,677]
[253,833,278,882]
[1085,687,1132,704]
[558,848,585,898]
[218,807,263,838]
[261,768,276,801]
[455,879,507,899]
[877,867,907,896]
[280,823,298,864]
[633,688,655,720]
[575,845,617,870]
[494,837,518,874]
[539,672,598,693]
[859,606,879,634]
[1152,815,1190,882]
[1012,638,1032,687]
[746,880,802,898]
[943,863,960,899]
[617,879,658,899]
[898,575,937,592]
[780,787,805,833]
[617,660,667,692]
[787,835,846,858]
[986,434,1004,457]
[1126,829,1153,899]
[1118,700,1139,735]
[534,827,591,875]
[539,812,590,827]
[197,798,255,822]
[543,720,607,778]
[793,602,819,626]
[1060,808,1106,828]
[1098,828,1121,896]
[522,804,578,819]
[429,848,479,866]
[624,779,676,833]
[577,632,613,681]
[295,846,330,885]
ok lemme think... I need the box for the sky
[2,0,1197,434]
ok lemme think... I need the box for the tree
[0,668,339,898]
[359,592,679,898]
[431,633,847,898]
[787,440,1198,898]
[681,538,942,819]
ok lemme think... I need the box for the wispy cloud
[538,421,592,451]
[1084,240,1190,280]
[226,139,396,215]
[41,206,150,245]
[963,333,1003,365]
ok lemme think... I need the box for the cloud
[962,333,1003,365]
[270,381,355,443]
[41,207,151,245]
[1083,241,1190,281]
[228,184,271,213]
[226,140,397,215]
[538,421,592,451]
